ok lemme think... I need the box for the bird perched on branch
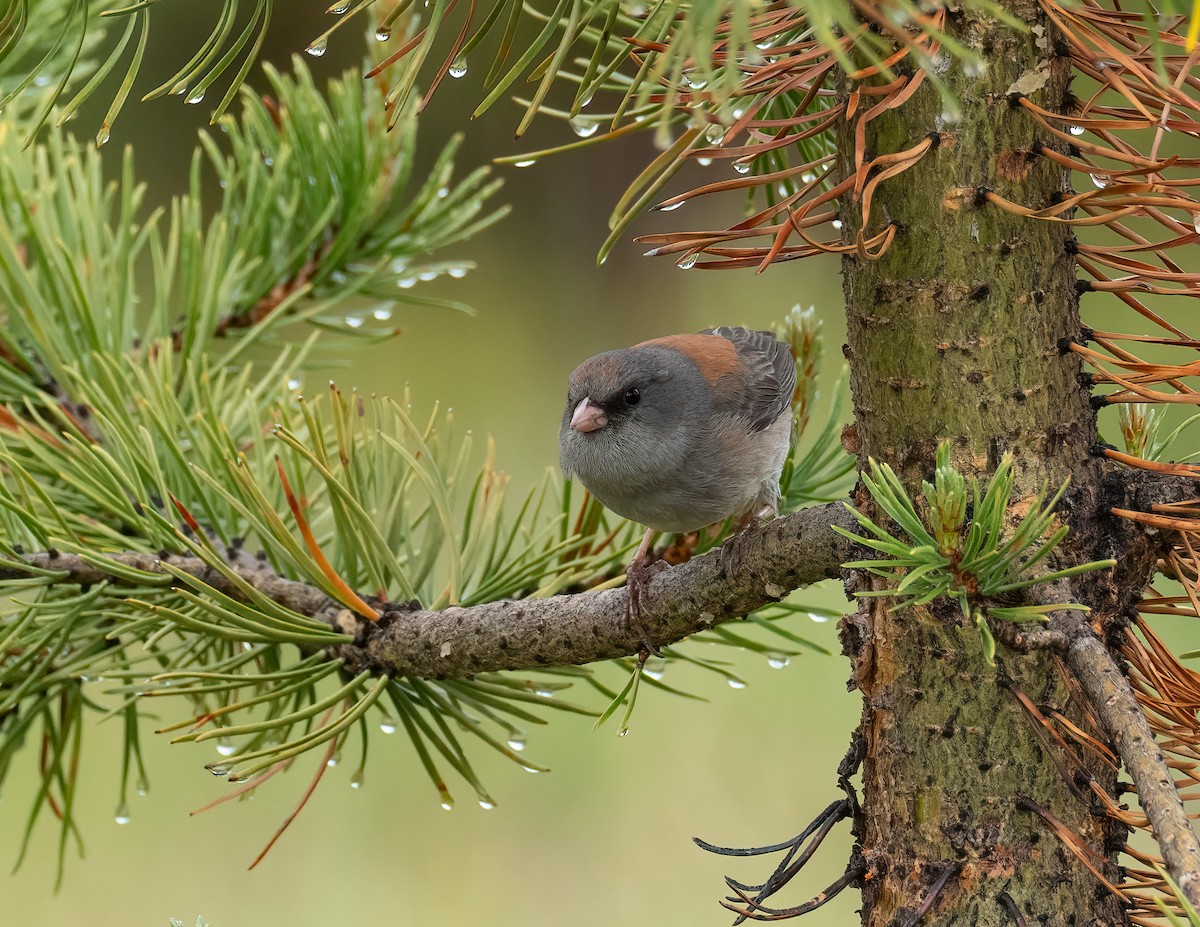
[559,327,795,656]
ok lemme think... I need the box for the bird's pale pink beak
[570,398,608,433]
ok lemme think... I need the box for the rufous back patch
[638,334,739,383]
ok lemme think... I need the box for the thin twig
[996,891,1028,927]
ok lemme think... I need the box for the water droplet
[447,267,467,278]
[513,159,537,169]
[136,777,149,797]
[398,277,416,288]
[262,155,274,168]
[696,157,712,166]
[207,763,233,778]
[478,799,495,810]
[287,377,302,390]
[658,200,684,212]
[114,803,131,825]
[727,678,747,689]
[33,74,52,88]
[534,689,555,698]
[705,123,725,144]
[767,653,790,669]
[328,0,350,12]
[732,107,745,119]
[678,253,699,269]
[1193,213,1200,235]
[379,717,397,734]
[448,56,468,79]
[440,800,454,811]
[327,753,340,767]
[216,738,236,757]
[801,172,815,183]
[522,765,541,774]
[345,316,365,329]
[832,219,843,230]
[306,38,329,57]
[733,161,751,174]
[95,127,111,147]
[372,307,393,321]
[756,39,774,50]
[686,72,708,90]
[506,735,526,751]
[1091,173,1109,189]
[185,90,205,105]
[375,26,392,41]
[569,115,599,138]
[579,91,594,108]
[618,728,629,737]
[1069,124,1085,136]
[939,107,962,126]
[808,612,830,623]
[350,771,364,789]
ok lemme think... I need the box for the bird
[558,327,795,656]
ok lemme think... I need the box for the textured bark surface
[837,3,1129,924]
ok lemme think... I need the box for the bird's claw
[626,557,666,658]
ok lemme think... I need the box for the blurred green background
[5,7,861,927]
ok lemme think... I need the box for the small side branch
[1064,630,1200,907]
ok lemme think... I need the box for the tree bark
[838,3,1130,924]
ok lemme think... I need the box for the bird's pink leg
[626,527,663,660]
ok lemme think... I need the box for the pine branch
[1063,621,1200,909]
[3,500,855,676]
[999,590,1200,909]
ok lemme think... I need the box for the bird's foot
[719,513,767,575]
[626,556,667,659]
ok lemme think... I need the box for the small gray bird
[559,327,795,653]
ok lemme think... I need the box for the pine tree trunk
[838,2,1130,924]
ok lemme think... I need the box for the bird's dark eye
[624,387,641,406]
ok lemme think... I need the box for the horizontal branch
[339,501,857,678]
[3,502,857,679]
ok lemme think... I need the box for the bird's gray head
[558,345,710,490]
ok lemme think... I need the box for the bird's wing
[702,327,796,431]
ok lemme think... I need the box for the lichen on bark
[836,3,1130,924]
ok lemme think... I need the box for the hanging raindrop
[375,26,392,41]
[569,115,599,138]
[449,56,468,79]
[1069,125,1085,136]
[732,161,751,174]
[306,38,329,57]
[727,678,747,689]
[215,738,236,757]
[506,734,527,751]
[677,253,699,269]
[1090,173,1109,189]
[114,803,131,825]
[766,653,790,669]
[478,799,495,810]
[185,90,205,105]
[350,771,365,789]
[379,716,397,734]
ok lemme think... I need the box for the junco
[559,327,795,654]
